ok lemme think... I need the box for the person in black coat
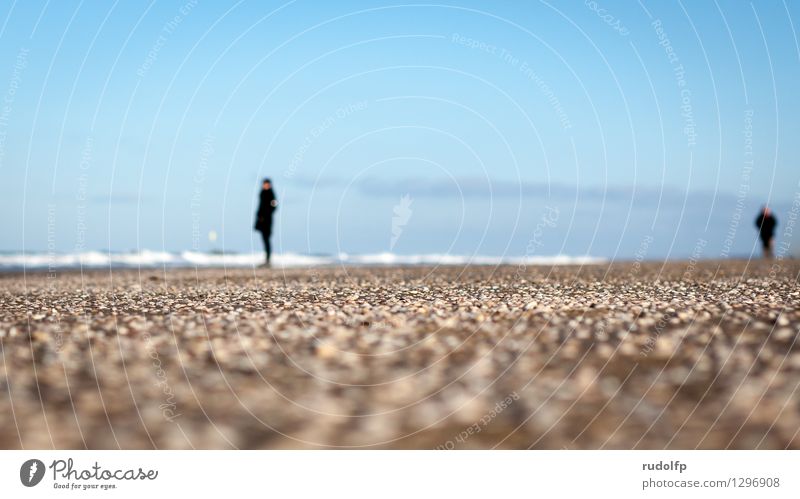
[254,178,278,266]
[755,206,777,258]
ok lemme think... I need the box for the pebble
[0,259,797,449]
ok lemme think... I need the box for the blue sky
[1,0,798,259]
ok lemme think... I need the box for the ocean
[0,250,605,271]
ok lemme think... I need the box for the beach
[1,259,798,449]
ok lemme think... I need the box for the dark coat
[755,212,777,240]
[254,188,277,232]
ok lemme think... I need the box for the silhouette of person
[254,178,278,266]
[755,206,777,258]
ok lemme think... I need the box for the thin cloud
[356,176,706,207]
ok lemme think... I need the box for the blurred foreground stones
[0,260,798,449]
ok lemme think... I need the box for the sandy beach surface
[1,259,798,449]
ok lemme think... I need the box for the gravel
[0,259,798,449]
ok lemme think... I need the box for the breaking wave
[0,250,606,270]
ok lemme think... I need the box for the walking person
[254,178,278,266]
[755,206,777,259]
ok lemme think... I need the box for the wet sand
[1,259,798,449]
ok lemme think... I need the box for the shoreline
[0,256,782,276]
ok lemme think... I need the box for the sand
[0,259,798,449]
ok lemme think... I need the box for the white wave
[0,250,605,270]
[340,252,604,266]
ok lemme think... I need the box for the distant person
[755,206,777,258]
[254,178,278,266]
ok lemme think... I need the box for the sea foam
[0,251,605,270]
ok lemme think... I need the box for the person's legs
[761,235,773,258]
[261,227,271,264]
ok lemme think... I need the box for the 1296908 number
[736,477,780,488]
